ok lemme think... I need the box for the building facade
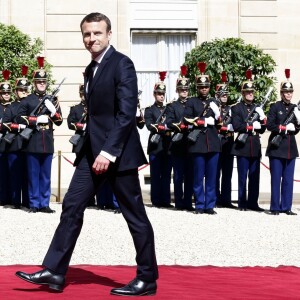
[1,0,300,198]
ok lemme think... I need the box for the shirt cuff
[100,150,117,163]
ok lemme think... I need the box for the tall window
[131,32,196,108]
[131,32,195,148]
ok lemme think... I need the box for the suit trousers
[193,152,219,210]
[43,144,158,282]
[236,156,260,208]
[269,157,295,212]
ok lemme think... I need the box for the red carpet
[1,265,300,299]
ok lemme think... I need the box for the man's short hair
[80,12,111,32]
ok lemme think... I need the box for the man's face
[16,88,29,99]
[219,94,228,104]
[197,86,210,98]
[154,92,165,104]
[178,88,188,99]
[0,92,11,102]
[243,91,254,102]
[35,80,47,93]
[82,20,112,59]
[281,91,293,103]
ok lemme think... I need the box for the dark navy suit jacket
[75,46,147,171]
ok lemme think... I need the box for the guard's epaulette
[144,105,151,110]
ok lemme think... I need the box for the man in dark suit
[16,12,158,296]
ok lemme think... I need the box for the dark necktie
[88,60,98,93]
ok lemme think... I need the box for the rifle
[69,112,87,146]
[185,99,215,143]
[150,105,168,145]
[0,118,3,142]
[20,77,66,140]
[171,117,185,143]
[3,125,18,144]
[270,100,300,148]
[236,87,273,145]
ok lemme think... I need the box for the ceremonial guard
[266,69,300,215]
[166,65,194,211]
[67,84,87,154]
[184,62,221,214]
[136,90,145,129]
[231,70,267,211]
[16,57,63,213]
[215,72,236,208]
[0,70,13,206]
[144,71,172,208]
[2,66,30,208]
[67,84,120,212]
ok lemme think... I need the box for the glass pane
[132,35,158,70]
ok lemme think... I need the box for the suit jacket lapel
[89,46,115,93]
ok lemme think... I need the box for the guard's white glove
[227,123,234,132]
[37,115,49,124]
[255,106,266,120]
[293,107,300,125]
[18,124,26,131]
[204,116,215,127]
[82,124,86,131]
[45,99,56,117]
[252,121,261,131]
[136,108,141,117]
[210,101,220,120]
[286,123,295,132]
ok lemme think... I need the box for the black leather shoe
[239,208,247,211]
[110,278,157,296]
[285,210,297,215]
[185,206,195,212]
[114,208,121,214]
[222,203,237,209]
[39,206,55,213]
[15,268,65,292]
[248,206,264,212]
[28,207,38,213]
[270,210,280,215]
[205,208,217,215]
[194,209,204,214]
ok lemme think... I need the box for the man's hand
[37,115,49,124]
[209,101,220,120]
[293,107,300,125]
[45,99,57,117]
[255,106,266,120]
[92,154,110,175]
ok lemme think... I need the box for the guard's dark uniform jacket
[231,101,266,157]
[2,100,25,152]
[218,104,234,154]
[184,97,221,153]
[266,100,299,159]
[0,102,11,153]
[16,93,63,153]
[67,102,87,154]
[144,103,171,155]
[166,98,189,156]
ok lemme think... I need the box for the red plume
[2,70,11,81]
[221,71,227,83]
[37,56,45,68]
[285,69,290,80]
[197,62,206,74]
[22,65,28,76]
[159,71,167,82]
[245,69,252,80]
[180,65,188,77]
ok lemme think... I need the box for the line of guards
[141,64,299,216]
[0,58,299,216]
[0,57,121,214]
